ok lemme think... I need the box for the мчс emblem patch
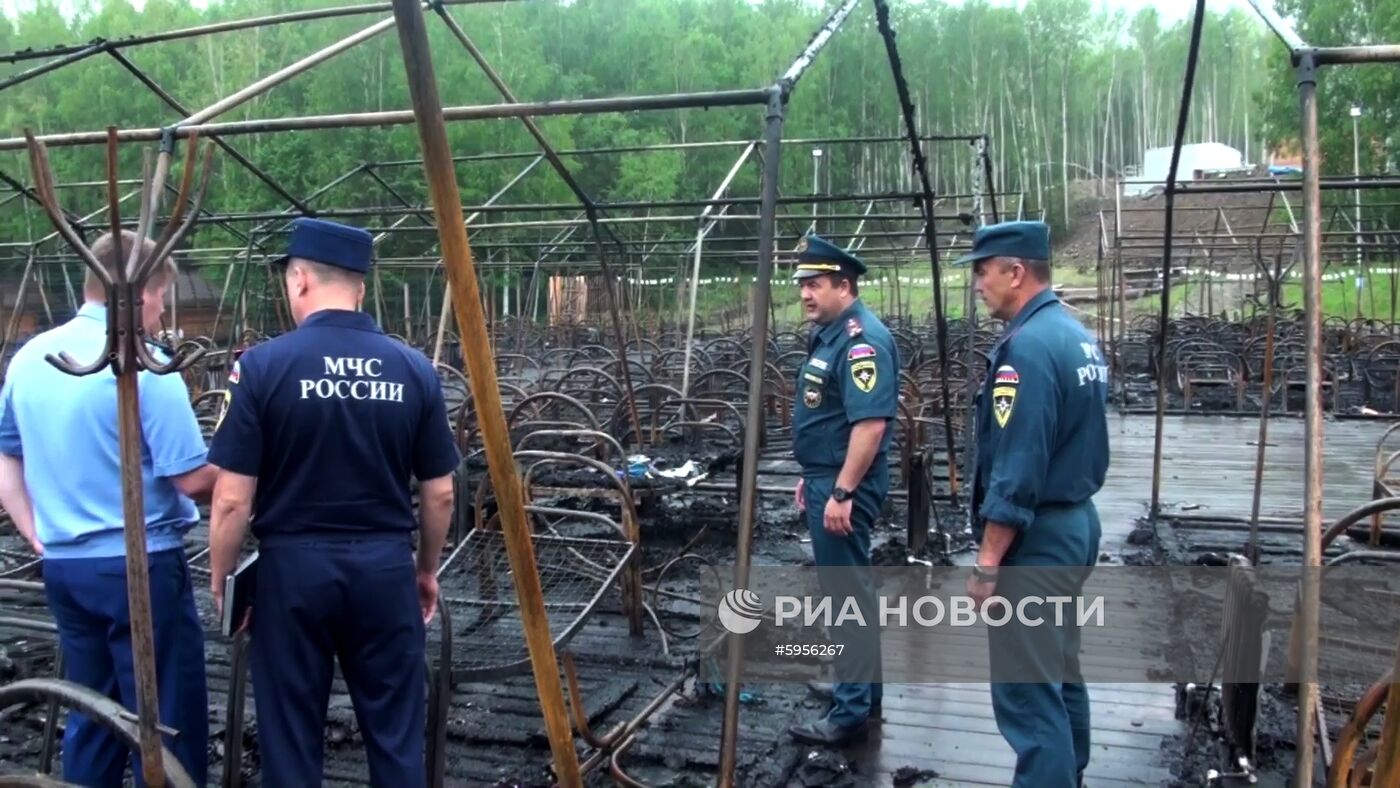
[993,384,1016,428]
[851,359,877,393]
[804,386,822,408]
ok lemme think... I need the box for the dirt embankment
[1055,185,1283,270]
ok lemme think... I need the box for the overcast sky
[2,0,1269,28]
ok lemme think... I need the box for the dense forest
[0,1,1276,227]
[0,0,1391,318]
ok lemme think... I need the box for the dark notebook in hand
[221,551,259,638]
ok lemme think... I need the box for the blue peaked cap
[953,220,1052,266]
[276,217,375,274]
[791,233,867,280]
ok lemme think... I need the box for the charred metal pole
[1149,0,1206,519]
[1295,49,1324,786]
[0,249,38,381]
[0,0,521,64]
[872,0,959,497]
[369,134,985,168]
[718,85,787,788]
[0,90,773,151]
[30,187,143,257]
[683,142,758,396]
[0,191,996,223]
[385,0,582,783]
[107,49,310,214]
[0,42,107,92]
[1311,45,1400,64]
[0,168,86,229]
[76,210,954,230]
[434,6,596,215]
[719,5,860,783]
[1247,0,1305,51]
[434,5,643,442]
[1173,177,1400,194]
[362,166,435,224]
[431,156,546,365]
[180,17,399,127]
[979,135,1000,223]
[212,165,372,345]
[586,217,645,451]
[1247,248,1286,565]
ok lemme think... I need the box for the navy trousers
[43,548,210,787]
[988,501,1102,788]
[802,469,884,728]
[249,537,426,787]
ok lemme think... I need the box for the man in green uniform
[786,233,899,747]
[956,220,1110,787]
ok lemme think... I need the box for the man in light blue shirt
[0,230,215,786]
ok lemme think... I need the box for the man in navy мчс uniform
[955,220,1109,788]
[785,233,899,747]
[206,218,461,786]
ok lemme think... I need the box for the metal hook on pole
[18,124,216,787]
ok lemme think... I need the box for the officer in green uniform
[785,233,899,747]
[955,221,1109,787]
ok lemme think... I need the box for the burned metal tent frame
[1102,1,1400,783]
[0,1,1016,786]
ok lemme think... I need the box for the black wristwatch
[831,486,852,503]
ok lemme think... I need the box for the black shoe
[787,717,869,747]
[806,680,882,712]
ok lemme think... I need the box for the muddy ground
[1118,510,1397,788]
[0,453,973,786]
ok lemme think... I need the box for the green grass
[1280,278,1400,321]
[668,264,1400,331]
[667,264,1110,328]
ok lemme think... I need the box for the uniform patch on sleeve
[809,357,829,371]
[851,359,877,393]
[993,385,1016,428]
[803,372,824,384]
[846,318,863,337]
[804,386,822,408]
[214,388,232,432]
[992,365,1019,428]
[847,343,877,361]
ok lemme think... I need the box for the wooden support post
[385,1,582,784]
[1296,49,1325,786]
[116,366,165,786]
